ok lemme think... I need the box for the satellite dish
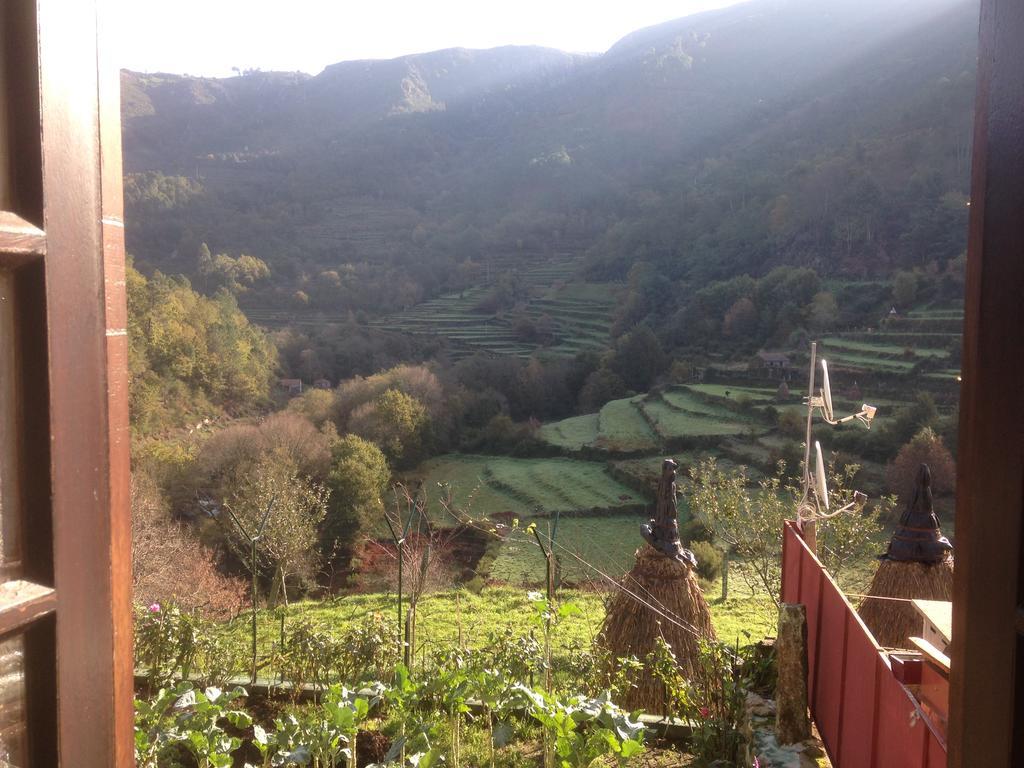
[814,441,830,510]
[820,359,835,421]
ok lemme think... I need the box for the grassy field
[213,581,777,682]
[595,397,659,452]
[641,399,751,440]
[686,384,779,402]
[489,514,654,585]
[538,414,600,451]
[819,350,917,373]
[821,337,950,359]
[413,455,647,522]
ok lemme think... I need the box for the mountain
[121,0,978,324]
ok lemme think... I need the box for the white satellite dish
[814,441,830,510]
[820,359,834,422]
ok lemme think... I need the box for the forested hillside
[122,0,977,334]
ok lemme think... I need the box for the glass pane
[0,269,21,580]
[0,634,26,767]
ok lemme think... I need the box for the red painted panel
[918,663,949,741]
[839,612,880,768]
[927,731,947,768]
[875,658,928,768]
[800,550,823,699]
[812,582,849,760]
[778,522,947,768]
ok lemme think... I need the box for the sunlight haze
[113,0,747,76]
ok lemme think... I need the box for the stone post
[776,603,811,744]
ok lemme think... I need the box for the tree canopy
[127,262,277,434]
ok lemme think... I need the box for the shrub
[131,471,247,619]
[690,540,723,584]
[680,517,712,544]
[885,427,956,499]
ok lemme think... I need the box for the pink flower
[698,706,710,719]
[148,603,161,613]
[753,758,760,768]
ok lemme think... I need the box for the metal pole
[803,342,818,552]
[251,537,258,683]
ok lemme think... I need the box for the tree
[885,427,956,500]
[817,461,889,583]
[287,388,335,427]
[127,262,276,434]
[131,468,246,618]
[687,458,788,601]
[222,449,329,606]
[198,250,270,294]
[722,297,758,338]
[807,291,839,331]
[193,412,332,504]
[349,388,428,463]
[880,391,941,454]
[324,435,391,564]
[892,271,918,308]
[688,456,886,601]
[578,368,629,412]
[609,325,667,391]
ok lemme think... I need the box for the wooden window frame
[948,0,1024,766]
[1,0,1020,765]
[2,1,133,765]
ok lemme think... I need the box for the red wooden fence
[780,521,947,768]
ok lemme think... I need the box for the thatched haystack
[602,544,716,713]
[601,459,716,714]
[859,463,954,649]
[858,556,953,649]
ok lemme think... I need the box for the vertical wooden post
[948,1,1024,765]
[776,603,811,744]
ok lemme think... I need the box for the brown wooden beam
[36,0,132,764]
[0,211,45,260]
[948,0,1024,765]
[0,580,56,637]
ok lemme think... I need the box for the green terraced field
[661,387,750,418]
[413,455,647,523]
[824,351,916,372]
[538,414,600,450]
[641,399,750,439]
[821,337,949,359]
[539,388,756,453]
[368,259,620,359]
[594,396,659,452]
[686,384,779,402]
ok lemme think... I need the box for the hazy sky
[112,0,746,77]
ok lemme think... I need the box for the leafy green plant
[278,620,345,700]
[686,641,750,766]
[270,684,383,768]
[646,636,691,721]
[513,687,645,768]
[135,603,200,691]
[194,627,245,689]
[563,642,640,701]
[134,682,251,768]
[336,611,399,684]
[423,650,473,768]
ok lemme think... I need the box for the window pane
[0,269,21,580]
[0,633,26,767]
